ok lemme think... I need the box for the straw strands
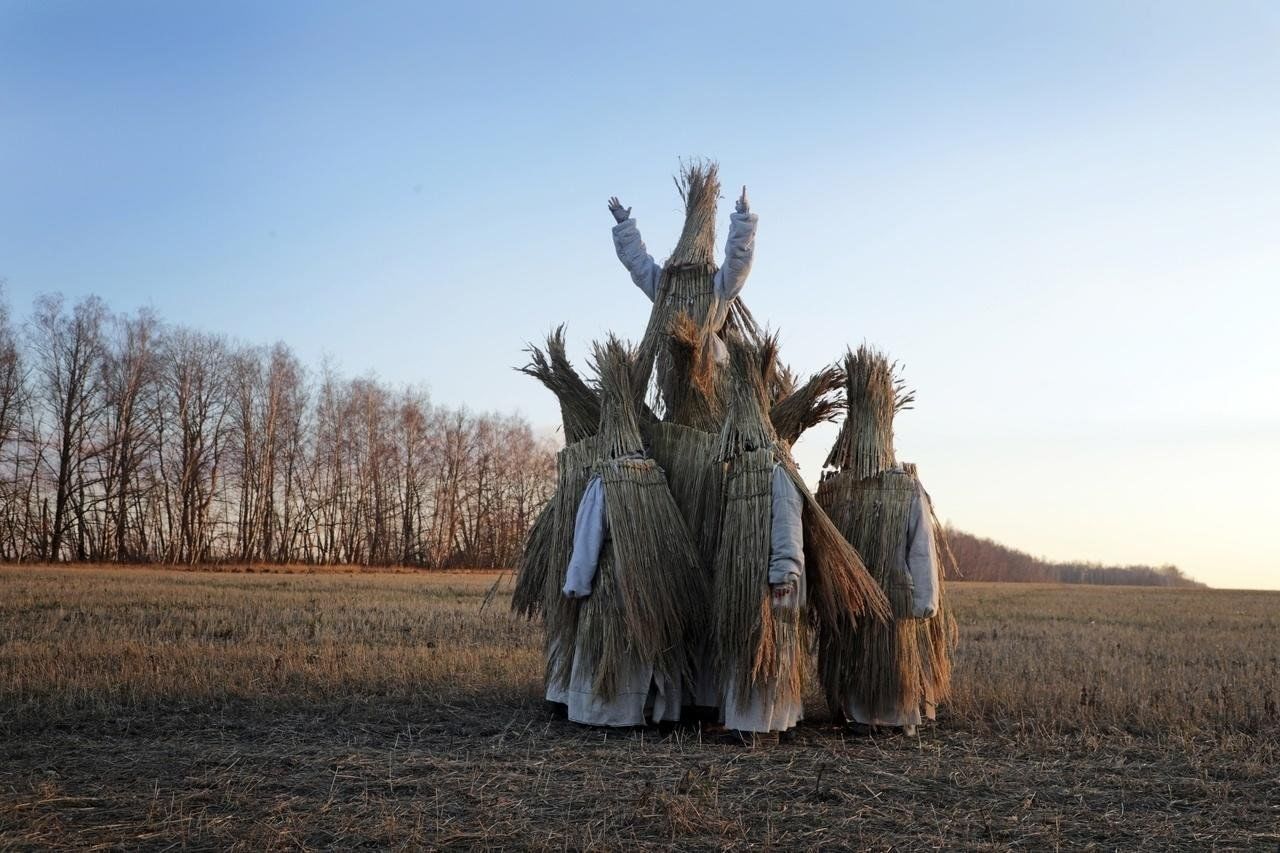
[823,345,914,479]
[663,312,725,431]
[668,160,720,268]
[510,501,554,619]
[770,362,845,447]
[711,447,798,706]
[645,421,722,569]
[540,436,600,688]
[518,326,600,443]
[552,340,707,700]
[815,464,954,721]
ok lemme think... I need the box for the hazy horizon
[3,1,1276,588]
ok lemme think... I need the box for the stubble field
[0,566,1277,850]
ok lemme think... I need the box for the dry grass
[1,566,1277,849]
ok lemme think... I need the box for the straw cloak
[518,339,707,726]
[816,346,956,728]
[710,339,890,733]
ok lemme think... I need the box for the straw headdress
[823,344,914,479]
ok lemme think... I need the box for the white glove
[608,196,631,224]
[735,185,750,215]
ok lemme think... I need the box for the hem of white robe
[844,698,935,728]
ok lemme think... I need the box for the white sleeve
[611,218,661,302]
[713,210,758,301]
[563,476,606,598]
[768,464,804,587]
[906,487,940,618]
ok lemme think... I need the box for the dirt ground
[1,567,1276,850]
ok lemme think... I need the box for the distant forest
[0,288,1196,585]
[943,527,1204,588]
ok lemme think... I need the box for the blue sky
[3,1,1278,588]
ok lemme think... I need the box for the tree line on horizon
[0,288,1196,586]
[942,526,1203,588]
[0,290,555,568]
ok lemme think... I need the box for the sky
[2,1,1277,589]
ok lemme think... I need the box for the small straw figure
[708,336,889,744]
[545,338,709,726]
[816,345,957,736]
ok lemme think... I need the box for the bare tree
[28,294,108,560]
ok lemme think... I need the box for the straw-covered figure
[816,345,957,735]
[708,336,890,743]
[524,337,708,726]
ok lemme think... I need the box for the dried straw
[815,346,953,721]
[518,326,601,443]
[770,362,845,447]
[542,435,601,688]
[816,468,919,718]
[710,335,889,707]
[712,447,801,707]
[662,312,725,431]
[823,345,914,478]
[667,159,719,268]
[646,421,721,570]
[511,501,553,619]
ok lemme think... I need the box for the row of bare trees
[943,526,1201,587]
[0,290,556,567]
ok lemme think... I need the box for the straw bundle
[712,447,802,707]
[511,501,554,619]
[713,333,779,462]
[667,160,719,268]
[770,362,845,447]
[518,326,601,443]
[816,468,943,719]
[823,345,914,479]
[662,312,725,431]
[902,463,958,709]
[646,421,721,570]
[542,435,601,688]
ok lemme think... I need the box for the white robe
[720,464,807,733]
[844,477,942,727]
[549,475,684,726]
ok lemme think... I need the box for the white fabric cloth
[768,464,804,587]
[562,476,605,598]
[610,211,759,303]
[544,637,569,705]
[565,647,683,727]
[905,482,941,619]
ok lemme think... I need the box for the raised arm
[768,462,805,593]
[609,197,661,302]
[714,186,758,301]
[905,485,941,619]
[563,476,606,598]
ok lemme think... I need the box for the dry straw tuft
[518,326,600,443]
[823,344,914,479]
[668,159,720,268]
[770,361,845,447]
